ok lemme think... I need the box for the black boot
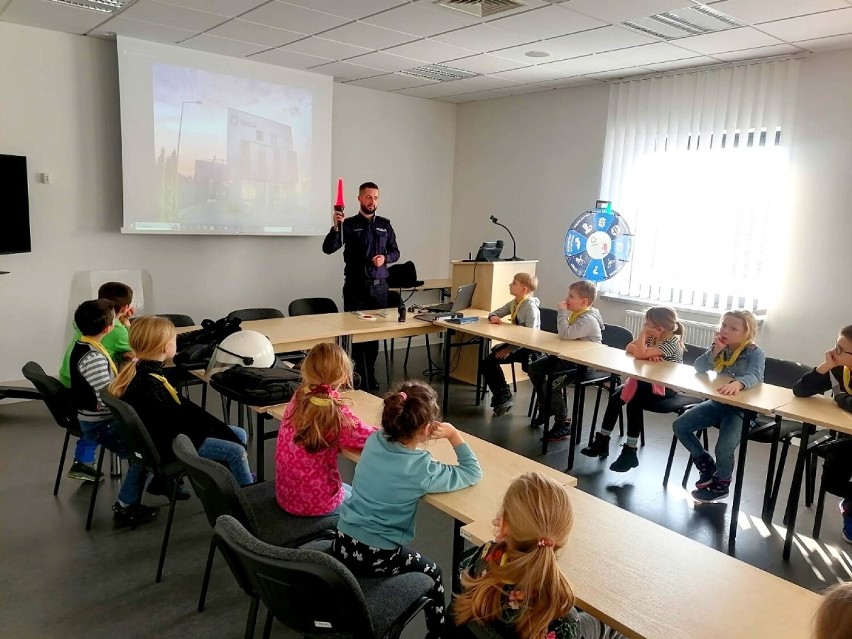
[693,453,717,488]
[580,432,610,458]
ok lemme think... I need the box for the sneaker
[147,477,191,501]
[113,503,160,529]
[67,461,104,483]
[580,433,611,459]
[609,445,639,472]
[530,409,548,429]
[692,477,730,503]
[546,421,573,442]
[693,453,717,489]
[492,388,514,417]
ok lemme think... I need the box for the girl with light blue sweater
[331,380,482,639]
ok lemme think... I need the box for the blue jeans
[672,400,750,481]
[78,418,147,505]
[197,426,253,486]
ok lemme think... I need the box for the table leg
[256,412,267,482]
[451,518,464,594]
[728,410,755,554]
[442,328,453,415]
[338,335,352,357]
[567,365,586,472]
[783,422,811,560]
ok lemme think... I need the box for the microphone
[489,215,521,261]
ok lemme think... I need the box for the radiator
[624,310,717,348]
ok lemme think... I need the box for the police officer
[322,181,399,389]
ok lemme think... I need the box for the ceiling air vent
[433,0,526,19]
[621,4,744,40]
[45,0,132,13]
[400,64,478,82]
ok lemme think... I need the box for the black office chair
[288,298,338,317]
[213,514,433,639]
[172,435,337,616]
[227,308,285,322]
[156,313,195,327]
[663,357,812,521]
[101,389,185,582]
[806,435,850,537]
[21,361,91,498]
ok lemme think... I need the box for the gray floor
[1,346,850,638]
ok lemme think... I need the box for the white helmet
[206,330,275,376]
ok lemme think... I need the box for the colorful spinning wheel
[564,204,633,282]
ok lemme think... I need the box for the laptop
[415,283,477,321]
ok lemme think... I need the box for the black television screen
[0,154,31,255]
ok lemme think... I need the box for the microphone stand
[490,215,522,261]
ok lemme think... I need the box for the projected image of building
[226,108,299,216]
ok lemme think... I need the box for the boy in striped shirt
[69,300,157,528]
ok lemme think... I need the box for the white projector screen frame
[117,36,333,236]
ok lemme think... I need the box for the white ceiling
[3,0,852,103]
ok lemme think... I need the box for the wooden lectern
[449,259,538,384]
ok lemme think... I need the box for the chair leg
[85,446,107,531]
[389,338,395,362]
[262,608,274,639]
[198,537,216,613]
[403,337,412,373]
[55,430,72,496]
[155,476,182,583]
[663,435,678,487]
[383,340,391,385]
[804,455,815,507]
[201,382,208,411]
[813,465,828,538]
[587,383,605,447]
[245,597,260,639]
[528,389,537,418]
[767,440,791,523]
[682,457,694,489]
[762,433,780,521]
[511,363,517,392]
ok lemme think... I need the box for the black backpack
[209,366,301,407]
[173,317,242,368]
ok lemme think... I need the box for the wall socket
[39,172,50,184]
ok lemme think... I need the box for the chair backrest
[682,343,704,367]
[21,361,82,437]
[156,313,195,328]
[214,515,374,637]
[602,324,633,350]
[764,357,812,389]
[172,434,257,532]
[288,298,339,317]
[227,308,285,322]
[100,388,163,471]
[539,308,558,334]
[386,261,423,288]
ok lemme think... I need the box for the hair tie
[131,357,139,363]
[537,537,554,548]
[398,391,408,402]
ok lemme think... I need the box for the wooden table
[774,395,852,559]
[461,487,821,639]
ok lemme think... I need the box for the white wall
[0,22,456,382]
[450,51,852,366]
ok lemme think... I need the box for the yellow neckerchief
[568,307,590,325]
[509,296,529,324]
[150,373,181,404]
[843,367,852,394]
[80,336,118,376]
[303,386,334,407]
[713,341,751,372]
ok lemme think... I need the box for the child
[110,316,254,488]
[813,582,852,639]
[793,324,852,544]
[454,472,623,639]
[582,307,685,472]
[672,310,765,503]
[528,280,604,442]
[331,381,482,639]
[68,300,157,528]
[481,273,541,417]
[60,282,134,482]
[275,343,377,516]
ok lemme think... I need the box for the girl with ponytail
[582,307,685,472]
[454,473,623,639]
[110,316,253,487]
[275,343,376,516]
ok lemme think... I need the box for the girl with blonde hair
[454,473,622,639]
[813,582,852,639]
[110,316,253,487]
[582,306,685,472]
[673,309,765,503]
[275,342,376,516]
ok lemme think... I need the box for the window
[598,59,801,314]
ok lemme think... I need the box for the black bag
[173,317,242,368]
[210,366,301,407]
[386,261,424,288]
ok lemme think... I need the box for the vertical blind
[598,58,801,313]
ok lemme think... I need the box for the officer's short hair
[359,182,379,192]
